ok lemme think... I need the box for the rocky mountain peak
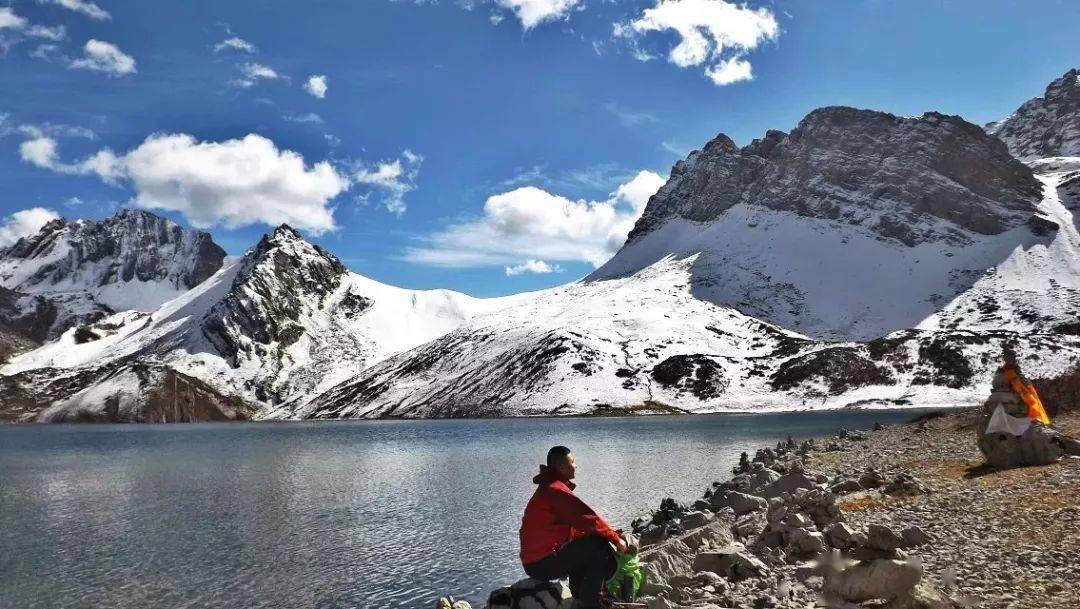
[990,67,1080,161]
[270,223,305,242]
[201,226,348,383]
[629,106,1042,247]
[0,208,226,293]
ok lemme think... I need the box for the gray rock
[830,479,863,494]
[759,471,817,499]
[692,543,768,581]
[725,492,769,515]
[990,67,1080,160]
[882,473,930,496]
[629,107,1040,247]
[824,559,923,602]
[859,468,886,489]
[824,523,859,549]
[881,582,956,609]
[865,524,905,552]
[750,468,781,489]
[900,526,931,548]
[681,510,714,530]
[788,528,827,556]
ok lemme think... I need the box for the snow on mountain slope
[1,225,517,421]
[0,209,225,340]
[294,167,1080,420]
[292,255,816,419]
[592,107,1049,342]
[989,68,1080,161]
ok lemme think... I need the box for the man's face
[556,453,576,480]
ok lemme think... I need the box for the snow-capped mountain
[592,107,1048,342]
[6,69,1080,422]
[0,209,225,346]
[296,78,1080,419]
[1,224,513,421]
[295,164,1080,419]
[989,68,1080,161]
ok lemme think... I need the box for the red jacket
[519,465,621,565]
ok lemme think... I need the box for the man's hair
[547,445,572,467]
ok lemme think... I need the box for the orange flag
[1002,366,1051,425]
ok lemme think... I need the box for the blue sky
[1,0,1079,296]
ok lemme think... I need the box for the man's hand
[614,535,629,554]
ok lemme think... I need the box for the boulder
[830,479,863,494]
[724,492,768,515]
[858,468,886,489]
[824,559,923,602]
[865,524,905,552]
[824,523,860,549]
[639,520,735,593]
[883,473,929,496]
[692,543,768,581]
[882,582,958,609]
[681,510,714,530]
[900,526,931,548]
[979,421,1065,469]
[750,468,781,489]
[758,471,817,499]
[788,528,827,556]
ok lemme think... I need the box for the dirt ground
[809,409,1080,609]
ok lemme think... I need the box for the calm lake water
[0,410,935,609]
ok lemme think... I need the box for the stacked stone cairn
[975,366,1080,469]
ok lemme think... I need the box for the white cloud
[605,101,659,126]
[214,36,256,53]
[19,136,124,181]
[404,169,665,268]
[36,0,110,21]
[19,134,350,234]
[706,56,753,85]
[0,8,28,30]
[0,115,96,141]
[232,62,284,87]
[29,43,61,59]
[69,39,136,76]
[0,207,61,248]
[283,112,324,124]
[505,259,562,276]
[304,74,328,99]
[494,0,580,29]
[26,23,66,40]
[354,150,423,215]
[0,7,65,41]
[617,0,778,86]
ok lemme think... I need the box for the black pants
[523,535,616,608]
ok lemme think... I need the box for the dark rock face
[201,225,349,383]
[0,209,226,341]
[990,68,1080,160]
[1,209,225,292]
[651,354,727,399]
[0,361,255,423]
[770,346,894,394]
[630,107,1042,246]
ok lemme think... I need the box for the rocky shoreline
[624,407,1080,609]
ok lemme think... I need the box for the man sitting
[519,446,627,609]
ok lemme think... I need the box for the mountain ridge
[6,70,1080,421]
